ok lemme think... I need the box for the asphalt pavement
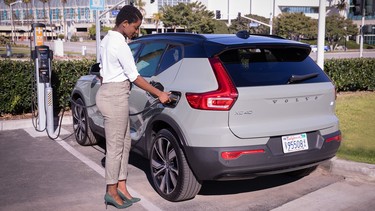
[0,125,105,211]
[0,116,374,211]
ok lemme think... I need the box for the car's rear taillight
[221,149,265,160]
[325,134,342,142]
[186,57,238,111]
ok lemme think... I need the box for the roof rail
[250,34,285,39]
[137,32,207,41]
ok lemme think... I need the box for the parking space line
[55,138,106,177]
[24,128,162,211]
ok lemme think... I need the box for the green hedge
[0,59,96,115]
[324,58,375,91]
[0,58,374,115]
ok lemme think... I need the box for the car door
[128,41,168,141]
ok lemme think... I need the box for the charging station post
[31,23,54,135]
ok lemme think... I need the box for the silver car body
[71,32,341,201]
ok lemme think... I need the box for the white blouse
[99,30,139,83]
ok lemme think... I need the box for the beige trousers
[96,80,131,185]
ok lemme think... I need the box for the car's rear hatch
[218,45,337,138]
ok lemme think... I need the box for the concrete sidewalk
[0,129,106,211]
[1,116,374,183]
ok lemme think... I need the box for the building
[0,0,374,44]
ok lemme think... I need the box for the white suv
[71,32,341,202]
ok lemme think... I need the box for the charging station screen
[40,53,48,60]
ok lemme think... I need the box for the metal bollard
[6,43,12,57]
[82,46,87,56]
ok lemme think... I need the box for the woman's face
[122,19,141,39]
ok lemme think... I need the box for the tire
[150,129,202,202]
[287,165,318,178]
[71,98,99,146]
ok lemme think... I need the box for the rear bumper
[184,130,341,181]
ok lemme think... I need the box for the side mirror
[89,63,100,76]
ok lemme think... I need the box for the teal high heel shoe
[117,189,141,203]
[104,193,132,209]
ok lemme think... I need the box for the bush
[324,58,375,91]
[0,35,10,45]
[70,34,79,42]
[0,59,96,115]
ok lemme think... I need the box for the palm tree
[39,0,55,39]
[22,0,31,25]
[22,0,32,41]
[4,0,18,42]
[39,0,48,24]
[4,0,17,22]
[4,0,15,6]
[152,12,163,33]
[48,0,53,39]
[134,0,146,17]
[335,0,347,17]
[61,0,67,39]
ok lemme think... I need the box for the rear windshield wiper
[288,73,319,84]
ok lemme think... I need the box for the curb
[1,117,374,183]
[0,115,72,131]
[321,157,375,183]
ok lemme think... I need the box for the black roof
[133,32,310,58]
[136,32,306,46]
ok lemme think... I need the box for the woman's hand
[158,92,170,104]
[133,76,171,104]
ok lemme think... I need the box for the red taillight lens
[186,57,238,111]
[221,149,265,160]
[325,134,342,142]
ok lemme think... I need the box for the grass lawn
[0,46,31,56]
[0,46,90,58]
[336,91,375,164]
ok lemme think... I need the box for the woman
[96,5,170,209]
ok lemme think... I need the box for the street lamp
[10,0,22,43]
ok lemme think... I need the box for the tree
[213,20,229,34]
[152,12,163,33]
[39,0,48,24]
[134,0,146,17]
[274,12,317,40]
[335,0,347,11]
[61,0,67,39]
[22,0,32,24]
[88,24,111,39]
[327,0,348,17]
[229,14,270,34]
[4,0,19,41]
[326,14,357,51]
[47,0,53,38]
[188,2,215,33]
[161,2,215,33]
[4,0,15,6]
[335,0,347,17]
[161,3,189,32]
[37,0,54,39]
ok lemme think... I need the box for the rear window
[219,47,331,87]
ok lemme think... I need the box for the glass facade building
[0,0,128,25]
[0,0,194,25]
[280,6,319,14]
[157,0,190,10]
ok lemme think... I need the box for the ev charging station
[31,23,54,135]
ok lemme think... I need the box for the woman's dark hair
[115,5,143,26]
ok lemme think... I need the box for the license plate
[282,133,309,154]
